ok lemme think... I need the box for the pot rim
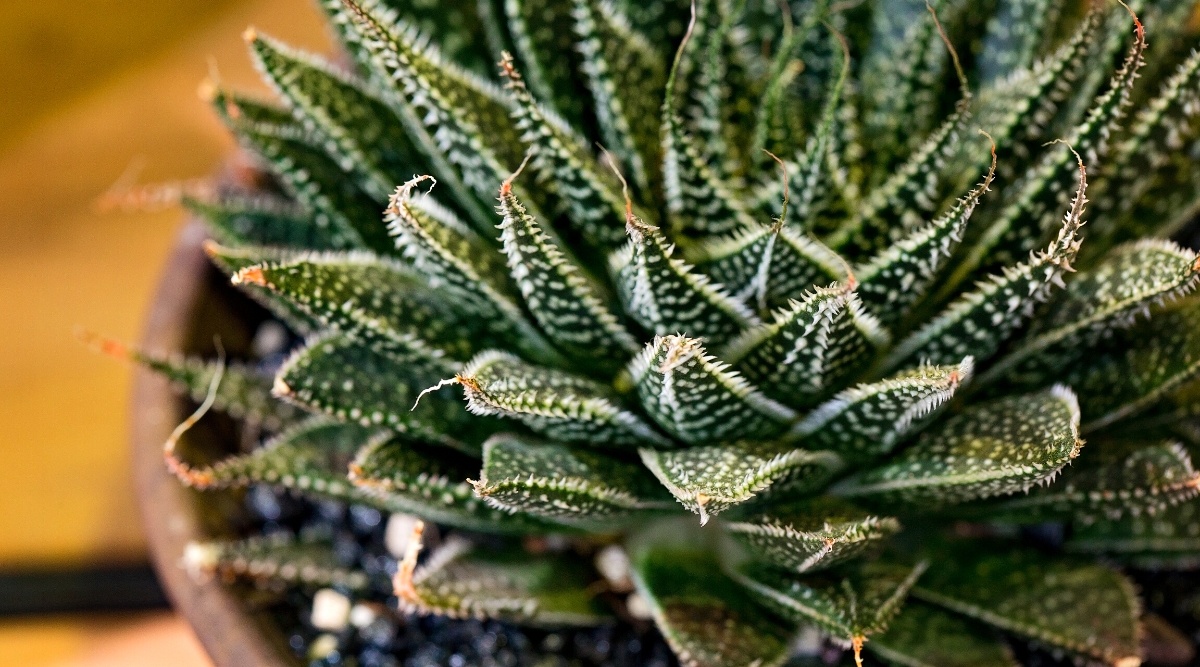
[129,220,294,667]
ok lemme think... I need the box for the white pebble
[626,592,654,620]
[385,513,421,558]
[349,603,378,628]
[308,633,339,659]
[594,545,632,591]
[790,625,824,656]
[182,542,219,580]
[310,588,352,631]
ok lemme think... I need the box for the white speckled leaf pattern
[472,433,675,526]
[686,223,846,311]
[403,537,608,625]
[348,432,567,533]
[496,179,640,362]
[189,533,371,592]
[913,545,1141,666]
[832,387,1082,507]
[723,287,888,409]
[236,251,484,359]
[500,53,636,249]
[981,240,1200,390]
[968,440,1200,525]
[639,442,843,523]
[456,350,670,446]
[724,497,900,573]
[146,0,1200,660]
[792,358,973,465]
[631,335,796,444]
[612,216,758,345]
[275,330,472,451]
[869,601,1017,667]
[731,560,928,647]
[630,545,793,667]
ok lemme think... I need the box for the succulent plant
[102,0,1200,664]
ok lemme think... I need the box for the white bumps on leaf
[311,588,352,631]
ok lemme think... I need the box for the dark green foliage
[127,0,1200,664]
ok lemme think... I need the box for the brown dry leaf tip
[695,493,711,526]
[202,239,223,259]
[272,375,292,397]
[502,153,534,196]
[851,636,865,667]
[763,148,790,229]
[978,129,998,190]
[76,328,130,360]
[393,519,427,604]
[599,145,634,221]
[1114,658,1142,667]
[926,1,969,101]
[497,51,519,82]
[389,174,438,215]
[659,336,700,374]
[233,267,268,286]
[163,339,226,489]
[1117,0,1144,44]
[1191,255,1200,273]
[242,27,258,43]
[412,376,467,411]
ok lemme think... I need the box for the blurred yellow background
[0,0,334,663]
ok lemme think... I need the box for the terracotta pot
[130,221,294,667]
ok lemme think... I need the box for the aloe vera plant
[104,0,1200,664]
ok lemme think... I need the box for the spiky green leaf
[967,439,1200,525]
[184,534,371,592]
[880,166,1087,373]
[341,0,527,201]
[979,240,1200,390]
[387,178,562,363]
[171,416,373,494]
[275,330,472,451]
[472,433,675,526]
[631,335,796,444]
[453,351,670,446]
[572,0,665,194]
[499,55,634,250]
[1071,298,1200,432]
[869,601,1017,667]
[724,497,901,573]
[113,341,301,431]
[732,559,928,651]
[853,160,995,328]
[611,217,759,345]
[639,442,843,523]
[398,536,608,625]
[913,545,1141,666]
[233,251,483,359]
[791,358,972,466]
[184,194,336,251]
[211,88,376,250]
[496,177,640,362]
[1067,496,1200,569]
[349,432,566,534]
[685,222,846,312]
[630,542,793,667]
[722,287,888,409]
[832,388,1082,507]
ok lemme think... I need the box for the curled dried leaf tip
[393,519,426,603]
